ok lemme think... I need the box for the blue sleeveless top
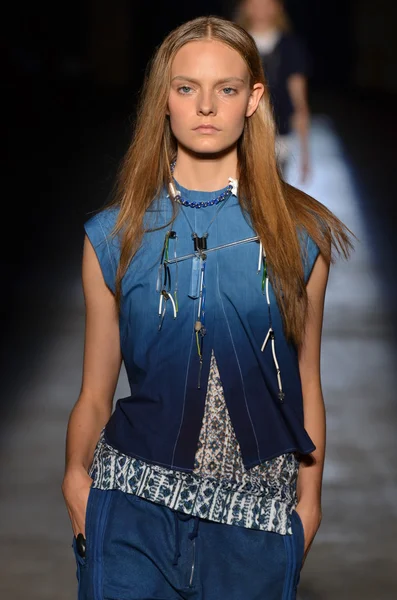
[84,184,320,472]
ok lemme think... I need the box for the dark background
[2,0,396,402]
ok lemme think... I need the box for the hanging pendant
[188,232,208,299]
[195,321,204,389]
[195,256,207,389]
[198,351,203,389]
[197,257,206,321]
[156,264,163,293]
[188,256,201,299]
[258,245,284,403]
[158,289,177,331]
[156,229,179,329]
[158,292,167,331]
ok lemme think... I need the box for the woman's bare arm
[61,234,122,535]
[296,252,330,556]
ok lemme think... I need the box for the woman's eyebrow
[171,76,246,84]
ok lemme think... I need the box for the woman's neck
[172,151,238,191]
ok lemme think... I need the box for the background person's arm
[288,73,310,183]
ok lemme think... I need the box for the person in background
[62,14,354,600]
[235,0,312,182]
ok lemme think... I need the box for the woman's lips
[194,125,220,132]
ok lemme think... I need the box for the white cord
[260,253,284,401]
[257,241,263,273]
[261,327,272,352]
[265,273,270,306]
[197,262,205,318]
[271,334,283,394]
[168,292,177,318]
[228,177,238,196]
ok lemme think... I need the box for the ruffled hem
[89,433,297,535]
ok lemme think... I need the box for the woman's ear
[246,83,265,117]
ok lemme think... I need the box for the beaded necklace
[168,160,234,209]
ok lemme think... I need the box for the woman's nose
[196,90,216,116]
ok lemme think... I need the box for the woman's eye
[221,87,237,95]
[178,86,193,94]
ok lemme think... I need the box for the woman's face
[244,0,280,26]
[167,40,263,157]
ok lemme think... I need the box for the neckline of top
[171,178,238,204]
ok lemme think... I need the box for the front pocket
[72,484,94,568]
[72,535,86,567]
[84,483,94,552]
[72,535,87,600]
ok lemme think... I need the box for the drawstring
[188,516,200,541]
[172,512,200,566]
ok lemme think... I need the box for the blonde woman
[235,0,312,181]
[62,15,354,600]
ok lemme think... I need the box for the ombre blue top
[84,183,320,472]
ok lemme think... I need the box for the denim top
[84,183,320,471]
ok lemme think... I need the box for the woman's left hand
[294,502,322,565]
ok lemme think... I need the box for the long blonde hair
[105,15,354,347]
